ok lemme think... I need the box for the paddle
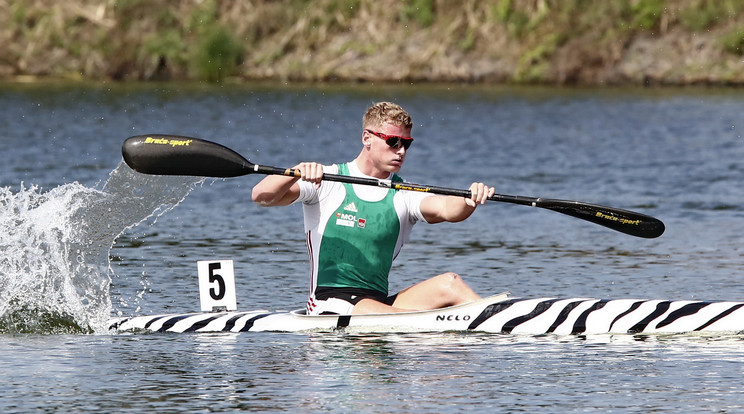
[121,134,665,239]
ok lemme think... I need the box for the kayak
[108,292,744,335]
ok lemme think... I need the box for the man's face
[364,122,413,174]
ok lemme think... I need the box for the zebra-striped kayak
[108,292,744,335]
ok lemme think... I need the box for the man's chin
[388,161,404,172]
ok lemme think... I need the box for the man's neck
[353,153,391,179]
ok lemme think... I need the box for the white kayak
[109,292,744,335]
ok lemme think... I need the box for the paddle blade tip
[643,220,665,239]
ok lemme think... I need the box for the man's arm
[420,182,494,224]
[251,162,324,207]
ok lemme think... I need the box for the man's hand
[465,182,495,207]
[295,162,324,188]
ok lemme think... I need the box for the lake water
[1,81,743,412]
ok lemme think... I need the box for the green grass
[721,26,744,55]
[680,0,744,31]
[193,26,244,82]
[401,0,435,27]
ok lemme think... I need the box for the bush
[193,26,244,82]
[631,0,666,30]
[721,26,744,55]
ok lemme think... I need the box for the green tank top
[315,163,402,294]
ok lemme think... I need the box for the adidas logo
[343,202,358,212]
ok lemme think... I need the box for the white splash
[0,162,202,334]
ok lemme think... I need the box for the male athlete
[252,102,494,315]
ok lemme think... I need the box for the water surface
[1,82,743,412]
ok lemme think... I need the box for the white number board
[197,260,237,312]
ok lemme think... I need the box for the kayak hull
[109,292,744,335]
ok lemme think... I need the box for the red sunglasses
[365,129,414,150]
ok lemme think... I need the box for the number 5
[208,262,226,300]
[198,260,237,312]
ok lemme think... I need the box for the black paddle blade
[122,135,253,177]
[538,199,665,239]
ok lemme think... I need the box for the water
[1,82,743,412]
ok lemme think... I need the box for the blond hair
[362,102,413,130]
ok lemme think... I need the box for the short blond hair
[362,102,413,130]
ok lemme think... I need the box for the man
[252,101,495,315]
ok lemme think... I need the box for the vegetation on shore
[2,0,743,85]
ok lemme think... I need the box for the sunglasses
[365,129,414,150]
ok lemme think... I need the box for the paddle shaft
[122,135,665,238]
[257,164,530,200]
[253,164,662,238]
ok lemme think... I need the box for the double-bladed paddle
[121,134,665,239]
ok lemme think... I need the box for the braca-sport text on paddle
[122,134,665,238]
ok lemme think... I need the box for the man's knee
[437,272,462,283]
[433,272,467,291]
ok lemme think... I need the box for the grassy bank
[2,0,743,85]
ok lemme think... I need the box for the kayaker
[252,101,495,315]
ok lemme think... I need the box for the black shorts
[315,286,397,306]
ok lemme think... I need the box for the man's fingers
[469,182,495,205]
